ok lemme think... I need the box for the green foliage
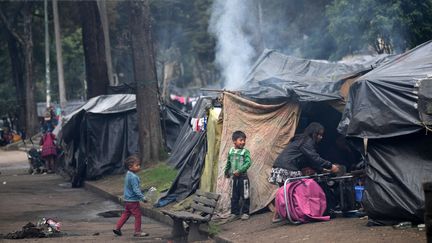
[260,0,337,59]
[326,0,432,59]
[137,162,177,193]
[1,0,432,114]
[0,31,16,116]
[0,83,18,116]
[400,1,432,49]
[150,0,216,83]
[62,28,85,100]
[207,222,221,236]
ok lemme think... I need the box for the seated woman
[268,122,339,222]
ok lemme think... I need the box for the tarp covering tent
[157,97,213,205]
[339,40,432,138]
[361,133,432,224]
[337,40,432,224]
[57,94,186,186]
[240,49,391,103]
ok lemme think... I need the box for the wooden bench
[161,190,220,242]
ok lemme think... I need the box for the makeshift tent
[157,49,387,214]
[211,50,385,215]
[338,40,432,224]
[157,97,213,206]
[57,94,186,187]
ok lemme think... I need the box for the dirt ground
[0,150,28,171]
[91,171,427,243]
[0,152,171,242]
[217,211,426,243]
[1,150,427,242]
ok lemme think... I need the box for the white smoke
[209,0,258,89]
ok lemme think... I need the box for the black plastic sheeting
[338,40,432,139]
[157,97,213,205]
[419,78,432,126]
[238,49,391,103]
[361,132,432,224]
[57,94,187,186]
[162,104,188,151]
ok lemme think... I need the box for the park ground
[0,149,427,242]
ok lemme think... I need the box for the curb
[84,181,173,226]
[84,181,234,243]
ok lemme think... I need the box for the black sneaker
[113,229,122,236]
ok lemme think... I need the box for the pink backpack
[275,178,330,223]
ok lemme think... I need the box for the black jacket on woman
[273,136,332,172]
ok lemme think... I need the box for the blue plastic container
[355,186,364,202]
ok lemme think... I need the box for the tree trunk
[0,2,37,136]
[22,2,38,136]
[79,0,109,98]
[7,32,26,132]
[96,0,114,86]
[129,1,164,163]
[53,0,67,109]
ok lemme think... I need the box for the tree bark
[22,2,38,136]
[53,0,67,109]
[79,0,109,99]
[96,0,114,86]
[6,32,26,132]
[0,2,37,136]
[129,1,164,163]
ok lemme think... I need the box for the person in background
[48,106,58,128]
[113,155,149,238]
[40,128,57,173]
[268,122,340,222]
[224,131,252,221]
[42,111,54,133]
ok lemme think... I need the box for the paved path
[0,151,171,242]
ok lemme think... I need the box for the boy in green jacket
[224,130,252,220]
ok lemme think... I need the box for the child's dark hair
[232,130,246,141]
[124,155,140,169]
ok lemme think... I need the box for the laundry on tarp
[190,117,207,132]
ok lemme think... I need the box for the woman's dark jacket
[273,136,332,172]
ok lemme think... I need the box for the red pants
[115,202,142,233]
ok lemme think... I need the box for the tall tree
[326,0,432,59]
[129,1,164,163]
[96,0,115,86]
[79,0,109,98]
[5,30,25,131]
[0,1,38,136]
[52,0,67,109]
